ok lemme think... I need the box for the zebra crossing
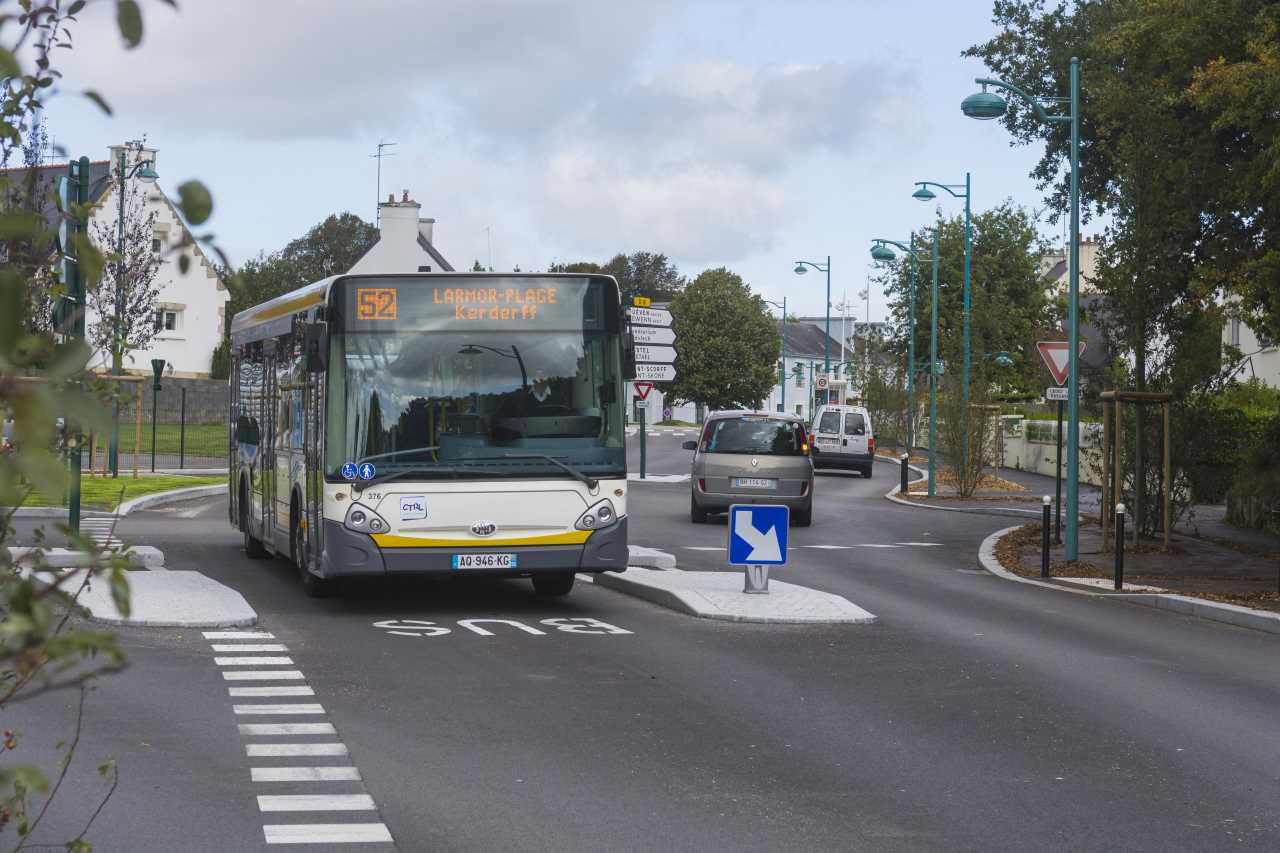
[79,516,123,549]
[203,630,394,847]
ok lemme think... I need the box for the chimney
[418,217,435,245]
[108,141,158,177]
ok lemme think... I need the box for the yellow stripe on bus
[251,291,325,322]
[369,530,593,549]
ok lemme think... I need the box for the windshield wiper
[468,453,598,490]
[356,446,441,466]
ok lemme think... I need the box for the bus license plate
[452,553,517,570]
[733,478,777,489]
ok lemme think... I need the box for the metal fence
[84,378,229,473]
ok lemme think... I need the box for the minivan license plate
[733,478,777,489]
[452,553,517,569]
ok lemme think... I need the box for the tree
[666,268,778,411]
[228,213,378,320]
[550,251,685,301]
[87,172,163,371]
[1,3,220,846]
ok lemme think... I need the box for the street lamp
[763,298,787,412]
[963,58,1082,560]
[793,256,832,380]
[459,343,527,389]
[870,232,940,496]
[912,174,972,416]
[108,143,159,477]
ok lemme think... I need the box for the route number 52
[356,287,398,321]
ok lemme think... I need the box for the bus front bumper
[319,517,628,579]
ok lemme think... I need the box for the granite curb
[976,525,1280,635]
[4,483,227,520]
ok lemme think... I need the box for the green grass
[19,475,225,511]
[141,423,225,456]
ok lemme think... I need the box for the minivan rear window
[817,411,841,433]
[704,417,805,455]
[843,413,866,435]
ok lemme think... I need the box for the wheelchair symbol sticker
[340,462,357,481]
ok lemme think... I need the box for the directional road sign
[727,504,789,566]
[634,363,676,381]
[634,344,676,363]
[626,306,673,327]
[634,381,654,400]
[1037,341,1086,386]
[631,326,675,346]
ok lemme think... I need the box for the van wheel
[241,482,266,559]
[293,501,332,598]
[532,572,575,596]
[793,505,812,527]
[690,493,708,524]
[861,464,874,479]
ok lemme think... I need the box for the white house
[349,190,453,274]
[8,142,231,377]
[1223,314,1280,388]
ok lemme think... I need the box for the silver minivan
[809,404,876,477]
[683,411,813,526]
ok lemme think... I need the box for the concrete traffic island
[594,567,877,625]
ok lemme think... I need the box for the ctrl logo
[399,495,427,521]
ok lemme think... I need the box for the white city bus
[228,273,629,597]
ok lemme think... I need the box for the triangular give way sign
[634,382,654,400]
[1037,341,1085,386]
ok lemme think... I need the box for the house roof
[0,160,114,233]
[781,321,844,359]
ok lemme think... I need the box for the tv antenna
[370,140,397,223]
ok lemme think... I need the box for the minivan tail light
[868,437,876,455]
[698,478,706,492]
[808,431,815,446]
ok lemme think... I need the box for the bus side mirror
[304,322,328,373]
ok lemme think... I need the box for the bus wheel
[532,572,575,596]
[241,482,266,559]
[293,504,332,598]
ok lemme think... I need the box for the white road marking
[228,686,315,697]
[215,656,294,666]
[262,823,392,845]
[238,722,337,736]
[233,704,325,715]
[251,767,362,783]
[683,546,723,551]
[223,670,306,681]
[211,644,288,653]
[798,545,852,550]
[246,743,348,757]
[204,631,276,639]
[853,544,901,549]
[257,794,376,812]
[896,542,945,547]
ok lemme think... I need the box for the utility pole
[370,140,397,224]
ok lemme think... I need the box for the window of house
[1230,318,1241,347]
[154,309,180,333]
[152,237,162,253]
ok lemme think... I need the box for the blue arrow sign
[727,504,789,566]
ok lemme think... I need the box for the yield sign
[1037,341,1085,385]
[634,381,654,400]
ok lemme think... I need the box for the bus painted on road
[228,273,629,596]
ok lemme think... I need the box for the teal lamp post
[764,297,787,411]
[108,145,159,477]
[869,236,920,451]
[871,231,940,497]
[963,57,1082,560]
[793,257,832,396]
[911,174,972,414]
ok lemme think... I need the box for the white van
[808,404,876,477]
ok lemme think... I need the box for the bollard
[1041,495,1052,578]
[900,453,909,495]
[1114,503,1126,591]
[744,564,769,594]
[179,386,187,470]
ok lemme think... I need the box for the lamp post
[793,257,832,397]
[871,231,939,495]
[764,298,787,412]
[912,174,973,477]
[869,235,920,451]
[149,359,166,472]
[108,143,159,478]
[962,57,1082,560]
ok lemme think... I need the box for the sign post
[727,504,789,594]
[1039,341,1083,545]
[626,303,679,481]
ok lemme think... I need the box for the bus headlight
[575,500,617,531]
[344,502,389,535]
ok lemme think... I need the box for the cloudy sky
[42,0,1060,323]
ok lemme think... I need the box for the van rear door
[842,410,869,456]
[813,408,842,457]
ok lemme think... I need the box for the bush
[210,337,231,380]
[1225,414,1280,534]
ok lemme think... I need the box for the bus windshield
[324,275,626,482]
